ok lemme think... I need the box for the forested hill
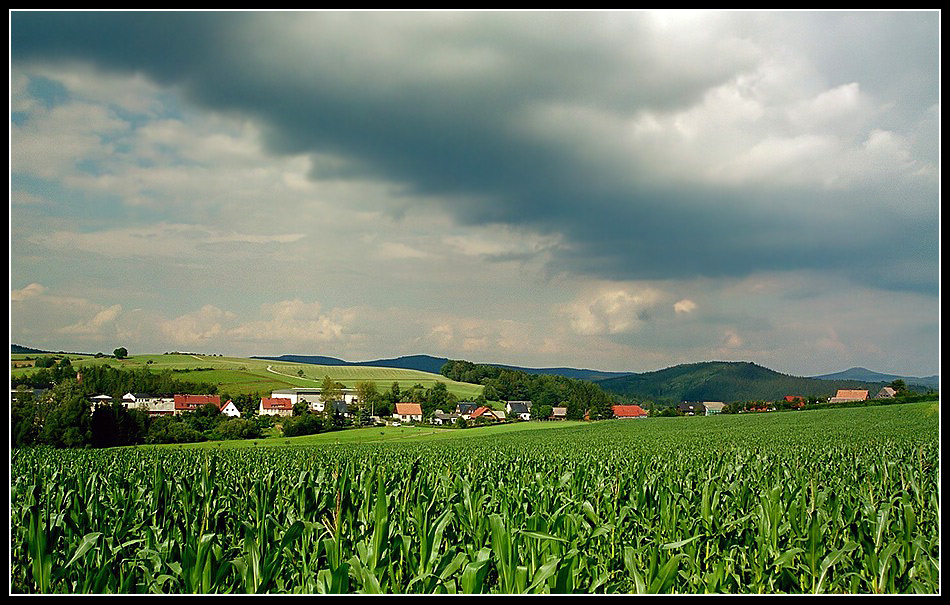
[593,361,895,404]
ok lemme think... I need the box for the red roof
[471,406,505,420]
[612,405,648,418]
[174,394,221,410]
[784,395,805,403]
[395,403,423,416]
[261,397,293,410]
[831,389,869,402]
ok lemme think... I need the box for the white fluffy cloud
[560,286,661,336]
[228,299,356,344]
[674,299,697,314]
[11,283,46,302]
[160,300,357,349]
[161,305,236,346]
[58,304,123,336]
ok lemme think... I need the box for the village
[79,385,899,429]
[85,387,658,427]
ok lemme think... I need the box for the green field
[153,420,591,450]
[10,353,484,399]
[10,403,939,594]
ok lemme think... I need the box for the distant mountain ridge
[252,354,631,382]
[810,367,939,389]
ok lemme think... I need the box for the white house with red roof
[259,397,294,417]
[470,406,506,422]
[393,402,423,423]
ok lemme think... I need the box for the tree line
[440,359,618,419]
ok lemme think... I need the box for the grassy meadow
[10,353,484,399]
[10,402,939,594]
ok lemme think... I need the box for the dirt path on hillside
[266,365,321,383]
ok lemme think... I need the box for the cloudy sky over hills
[10,11,939,376]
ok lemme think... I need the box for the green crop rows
[11,403,939,594]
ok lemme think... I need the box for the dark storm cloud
[12,11,939,293]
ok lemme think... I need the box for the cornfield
[10,402,939,594]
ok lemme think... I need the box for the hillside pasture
[10,352,484,398]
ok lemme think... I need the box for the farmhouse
[456,402,478,419]
[829,389,869,403]
[122,393,175,416]
[506,401,531,421]
[431,409,459,425]
[612,404,648,419]
[259,397,294,417]
[703,402,725,415]
[676,402,705,416]
[270,387,358,413]
[471,406,505,423]
[550,407,568,420]
[326,400,351,418]
[876,387,898,399]
[174,394,221,414]
[393,403,423,423]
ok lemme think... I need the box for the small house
[703,402,725,415]
[456,402,478,419]
[506,401,531,421]
[327,400,351,418]
[676,402,705,416]
[220,399,241,417]
[471,406,505,423]
[875,387,897,399]
[431,409,459,425]
[550,406,568,420]
[394,403,423,423]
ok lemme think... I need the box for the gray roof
[508,402,530,415]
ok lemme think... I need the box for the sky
[9,10,940,378]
